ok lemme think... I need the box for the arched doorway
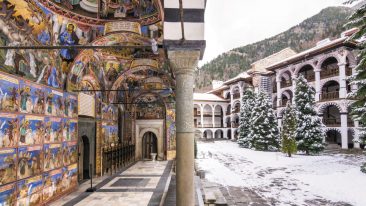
[326,130,341,147]
[142,132,158,159]
[82,135,90,180]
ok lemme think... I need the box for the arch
[320,56,340,80]
[296,64,315,82]
[214,105,224,128]
[203,104,213,117]
[232,101,241,113]
[226,104,232,115]
[227,129,232,140]
[278,67,294,78]
[318,55,341,68]
[322,104,341,127]
[225,116,231,127]
[234,129,239,140]
[224,91,231,99]
[203,130,213,139]
[231,85,240,94]
[142,132,158,159]
[321,80,340,101]
[215,129,224,139]
[325,129,342,147]
[320,78,340,90]
[348,129,355,149]
[318,102,343,114]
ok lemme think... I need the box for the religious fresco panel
[19,81,45,115]
[0,113,18,149]
[43,144,62,172]
[62,141,78,166]
[17,175,43,206]
[0,148,17,186]
[64,93,78,118]
[0,73,19,113]
[18,115,44,146]
[17,146,43,180]
[0,183,17,206]
[42,168,63,203]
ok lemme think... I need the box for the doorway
[142,132,158,159]
[82,135,90,179]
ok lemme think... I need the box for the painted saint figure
[59,24,79,63]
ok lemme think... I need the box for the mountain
[195,6,354,92]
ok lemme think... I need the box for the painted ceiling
[0,0,173,104]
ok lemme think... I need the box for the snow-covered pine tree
[281,103,297,157]
[248,90,280,151]
[294,75,325,155]
[238,89,255,148]
[345,0,366,173]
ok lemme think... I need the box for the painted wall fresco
[166,109,176,150]
[0,72,79,205]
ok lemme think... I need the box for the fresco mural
[62,141,77,166]
[43,144,62,172]
[166,109,176,150]
[69,119,78,142]
[64,93,78,118]
[47,118,63,143]
[0,113,18,149]
[17,146,43,180]
[62,163,77,192]
[18,115,44,146]
[19,81,45,115]
[0,148,16,185]
[102,123,118,146]
[0,183,16,206]
[135,94,164,119]
[17,175,43,206]
[0,73,19,113]
[42,168,63,202]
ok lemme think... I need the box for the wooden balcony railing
[348,121,355,127]
[305,74,315,82]
[232,108,240,113]
[233,93,241,99]
[320,67,339,79]
[321,91,339,101]
[323,119,341,127]
[281,81,292,88]
[231,123,239,128]
[278,100,289,107]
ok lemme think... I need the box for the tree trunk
[288,152,291,157]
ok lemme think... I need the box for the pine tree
[238,89,255,148]
[294,75,325,155]
[281,103,297,157]
[248,90,280,151]
[345,0,366,173]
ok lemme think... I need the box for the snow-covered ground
[196,141,366,206]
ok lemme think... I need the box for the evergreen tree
[345,0,366,173]
[238,89,255,148]
[294,75,325,155]
[248,90,280,151]
[281,103,297,157]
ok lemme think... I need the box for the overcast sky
[200,0,354,66]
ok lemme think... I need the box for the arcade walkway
[53,161,173,206]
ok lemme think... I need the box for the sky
[200,0,354,66]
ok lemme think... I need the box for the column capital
[168,50,200,75]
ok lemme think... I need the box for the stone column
[239,84,244,104]
[314,68,321,102]
[168,50,200,206]
[200,105,204,128]
[340,113,348,149]
[212,105,215,128]
[276,74,281,107]
[354,121,361,149]
[339,63,347,99]
[351,65,358,93]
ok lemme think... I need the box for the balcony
[320,67,339,79]
[304,74,315,82]
[233,93,241,99]
[281,81,292,88]
[232,108,240,113]
[226,110,231,115]
[278,100,289,107]
[346,67,352,76]
[323,119,341,127]
[348,121,355,127]
[194,111,201,117]
[231,123,239,128]
[321,91,339,101]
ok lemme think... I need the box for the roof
[248,48,297,74]
[193,93,228,102]
[206,85,229,94]
[266,36,357,71]
[222,72,252,85]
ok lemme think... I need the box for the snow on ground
[196,141,366,206]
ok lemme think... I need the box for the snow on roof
[248,48,297,74]
[266,36,354,70]
[222,72,251,85]
[194,93,227,102]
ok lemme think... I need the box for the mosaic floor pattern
[62,161,172,206]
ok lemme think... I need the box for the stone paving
[56,161,172,206]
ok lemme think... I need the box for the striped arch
[318,53,342,68]
[320,78,340,90]
[318,102,343,114]
[294,63,316,76]
[280,89,293,100]
[278,67,294,78]
[324,127,342,134]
